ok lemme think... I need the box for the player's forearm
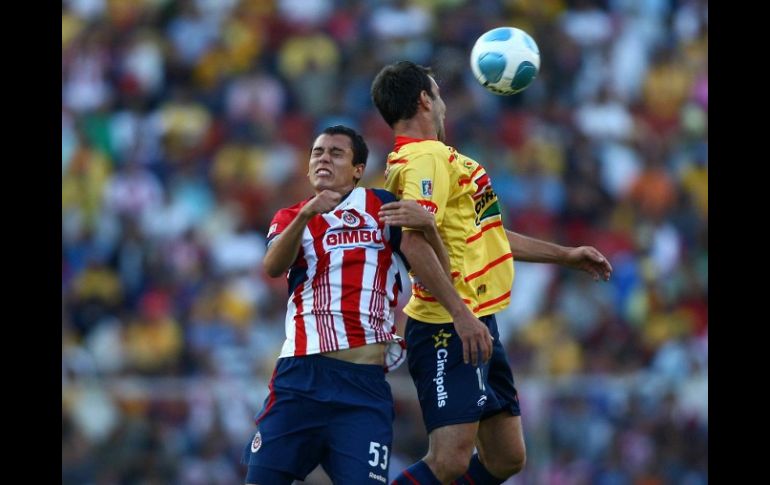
[263,213,312,277]
[401,231,470,318]
[420,226,452,279]
[505,229,569,264]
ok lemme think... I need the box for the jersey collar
[394,135,436,152]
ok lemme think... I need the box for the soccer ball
[470,26,540,96]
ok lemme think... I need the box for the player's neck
[393,117,438,141]
[315,185,356,199]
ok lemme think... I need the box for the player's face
[429,76,446,142]
[308,134,364,193]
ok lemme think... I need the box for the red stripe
[464,253,513,282]
[412,292,439,302]
[292,281,307,355]
[412,290,471,305]
[394,135,434,152]
[466,221,503,243]
[388,158,409,165]
[472,174,490,199]
[463,473,476,485]
[473,290,511,313]
[254,366,279,425]
[459,166,483,186]
[309,215,333,352]
[341,247,367,347]
[401,470,420,484]
[324,265,336,351]
[416,200,438,214]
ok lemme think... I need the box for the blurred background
[61,0,708,483]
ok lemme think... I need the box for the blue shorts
[405,314,520,434]
[241,354,394,485]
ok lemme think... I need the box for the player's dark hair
[371,61,435,127]
[320,125,369,166]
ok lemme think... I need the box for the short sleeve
[266,208,298,248]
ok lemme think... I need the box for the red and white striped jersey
[266,187,406,369]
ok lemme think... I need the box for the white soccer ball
[470,26,540,96]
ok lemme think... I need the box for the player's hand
[453,311,493,366]
[301,190,342,217]
[564,246,613,281]
[379,200,435,230]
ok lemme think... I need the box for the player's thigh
[242,407,326,482]
[242,360,329,481]
[405,320,490,432]
[481,315,521,418]
[323,402,394,484]
[476,413,526,467]
[245,464,297,485]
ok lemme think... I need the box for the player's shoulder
[274,197,311,218]
[402,139,451,158]
[368,188,398,204]
[387,141,451,168]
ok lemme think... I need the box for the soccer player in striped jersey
[242,125,445,485]
[371,61,613,485]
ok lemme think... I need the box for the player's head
[370,61,446,141]
[308,125,369,194]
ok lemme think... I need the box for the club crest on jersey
[421,179,433,197]
[334,208,366,228]
[251,431,262,453]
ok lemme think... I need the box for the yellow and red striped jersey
[384,136,514,323]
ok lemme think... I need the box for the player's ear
[419,90,432,109]
[353,163,365,184]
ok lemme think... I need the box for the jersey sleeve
[372,188,407,268]
[384,152,450,228]
[265,208,298,248]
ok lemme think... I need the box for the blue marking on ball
[477,52,506,83]
[481,27,512,42]
[510,61,537,92]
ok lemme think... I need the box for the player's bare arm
[263,190,341,277]
[379,200,452,278]
[400,231,493,366]
[504,229,613,281]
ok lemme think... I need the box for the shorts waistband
[279,353,385,376]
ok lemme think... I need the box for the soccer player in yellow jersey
[372,61,613,485]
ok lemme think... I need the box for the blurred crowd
[62,0,708,483]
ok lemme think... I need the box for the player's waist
[404,292,511,322]
[278,352,387,376]
[291,309,394,322]
[322,342,388,366]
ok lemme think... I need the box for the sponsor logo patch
[435,348,449,408]
[416,199,438,215]
[369,472,387,483]
[324,229,384,251]
[433,329,452,348]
